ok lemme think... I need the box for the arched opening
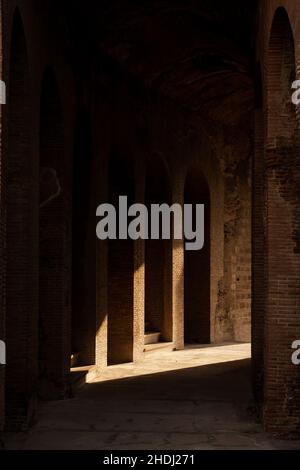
[145,154,172,345]
[39,69,70,399]
[184,167,211,344]
[72,110,95,367]
[264,8,300,433]
[107,152,134,365]
[6,9,33,424]
[268,8,297,146]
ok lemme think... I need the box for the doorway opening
[107,153,134,365]
[72,109,96,367]
[145,155,172,346]
[184,167,211,344]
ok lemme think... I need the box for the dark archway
[107,152,134,365]
[145,154,172,345]
[6,9,34,425]
[184,167,211,344]
[72,109,95,366]
[39,69,70,399]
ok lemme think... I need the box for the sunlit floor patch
[87,342,251,384]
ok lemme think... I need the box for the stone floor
[3,343,300,450]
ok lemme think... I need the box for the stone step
[70,365,94,390]
[71,352,80,368]
[145,331,161,345]
[144,341,174,353]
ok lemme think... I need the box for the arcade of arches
[0,0,300,443]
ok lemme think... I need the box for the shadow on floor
[3,357,300,450]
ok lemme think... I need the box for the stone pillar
[172,175,184,350]
[95,104,109,370]
[252,107,265,406]
[133,157,145,362]
[210,169,224,344]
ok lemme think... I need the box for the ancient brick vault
[0,0,300,445]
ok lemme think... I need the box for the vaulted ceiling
[57,0,258,126]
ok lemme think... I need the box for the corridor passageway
[1,0,300,443]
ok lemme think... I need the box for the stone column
[133,156,145,362]
[172,175,184,350]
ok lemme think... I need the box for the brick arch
[5,7,36,428]
[267,7,297,146]
[145,153,173,345]
[263,6,300,434]
[38,67,71,400]
[184,165,211,344]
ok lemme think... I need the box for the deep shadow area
[145,154,172,342]
[184,168,211,344]
[83,360,252,405]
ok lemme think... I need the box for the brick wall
[252,101,265,407]
[222,132,252,344]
